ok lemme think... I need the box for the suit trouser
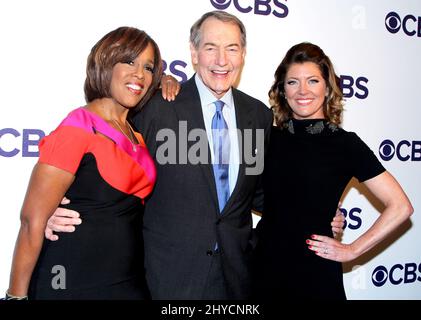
[202,250,229,299]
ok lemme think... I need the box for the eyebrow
[287,75,321,80]
[203,42,241,48]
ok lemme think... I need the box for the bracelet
[5,290,28,300]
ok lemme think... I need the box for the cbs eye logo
[372,265,388,287]
[385,11,421,37]
[210,0,232,9]
[385,12,401,34]
[379,139,395,161]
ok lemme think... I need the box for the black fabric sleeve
[251,107,273,213]
[347,132,386,182]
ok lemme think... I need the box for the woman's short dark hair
[269,42,344,127]
[84,26,163,111]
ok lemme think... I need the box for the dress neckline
[80,107,141,148]
[285,118,339,136]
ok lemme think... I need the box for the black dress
[254,119,385,300]
[28,108,156,300]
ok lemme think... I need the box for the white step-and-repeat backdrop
[0,0,419,299]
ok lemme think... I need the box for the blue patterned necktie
[211,100,230,212]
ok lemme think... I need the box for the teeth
[297,99,312,103]
[127,84,141,90]
[213,70,228,74]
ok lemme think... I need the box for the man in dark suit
[132,11,272,300]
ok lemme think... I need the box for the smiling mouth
[126,83,144,94]
[296,99,313,105]
[212,70,229,76]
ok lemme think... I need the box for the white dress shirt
[195,74,240,196]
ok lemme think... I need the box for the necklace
[113,119,138,152]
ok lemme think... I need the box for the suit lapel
[174,77,220,212]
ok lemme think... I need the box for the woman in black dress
[254,42,413,300]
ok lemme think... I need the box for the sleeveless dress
[254,119,385,300]
[28,107,156,300]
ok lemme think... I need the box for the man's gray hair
[190,10,247,49]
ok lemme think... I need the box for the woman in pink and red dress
[6,26,178,300]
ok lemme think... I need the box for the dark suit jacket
[132,76,273,299]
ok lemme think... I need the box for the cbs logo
[162,59,188,83]
[0,128,45,157]
[379,139,421,162]
[210,0,288,18]
[340,75,369,99]
[372,263,421,287]
[340,207,362,230]
[385,11,421,37]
